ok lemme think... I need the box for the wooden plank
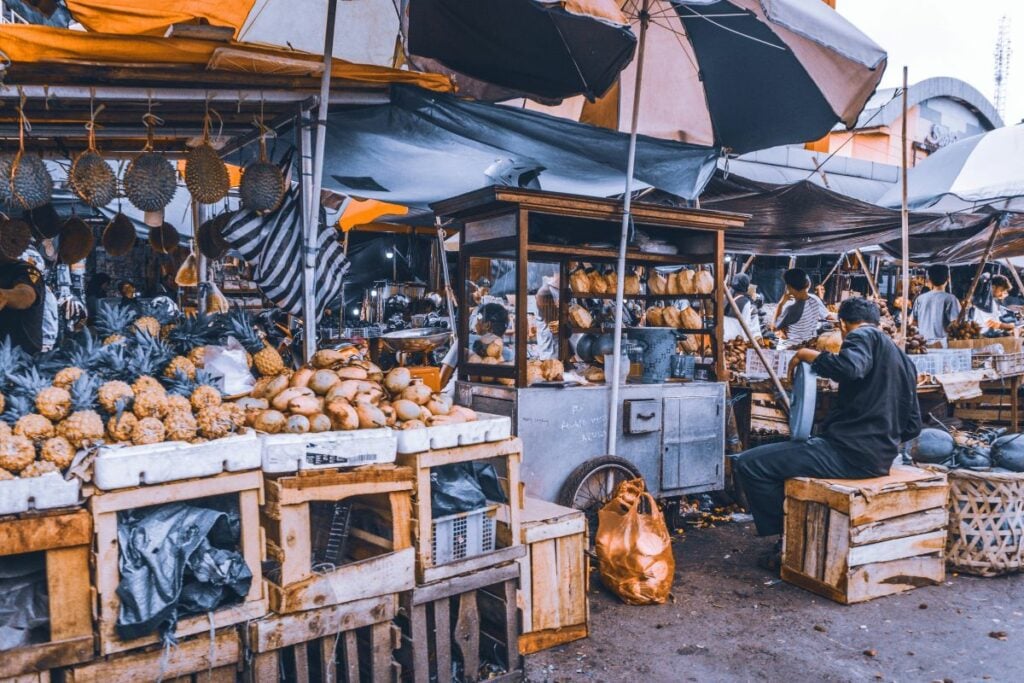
[453,593,480,682]
[434,598,452,683]
[822,510,850,589]
[0,636,94,679]
[370,622,392,683]
[89,470,262,514]
[529,539,560,632]
[396,438,522,470]
[845,554,945,604]
[390,491,412,551]
[418,544,526,585]
[847,484,950,526]
[414,466,433,573]
[278,502,312,586]
[238,488,264,605]
[268,547,414,614]
[557,534,587,627]
[67,628,241,683]
[781,497,806,572]
[207,666,237,683]
[502,580,521,674]
[780,565,847,604]
[293,642,310,683]
[519,624,588,656]
[342,630,360,683]
[408,604,430,683]
[45,545,92,640]
[250,594,395,653]
[275,465,414,490]
[0,509,91,555]
[847,530,947,567]
[319,635,338,683]
[802,502,828,580]
[275,478,413,507]
[850,508,948,546]
[521,514,585,545]
[516,553,532,633]
[411,562,520,606]
[249,652,279,683]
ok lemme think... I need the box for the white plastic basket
[909,349,973,376]
[744,348,796,378]
[430,504,498,565]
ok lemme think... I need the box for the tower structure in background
[994,15,1012,121]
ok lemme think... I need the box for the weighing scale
[381,328,452,392]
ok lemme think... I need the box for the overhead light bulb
[370,289,378,297]
[352,307,360,315]
[724,255,733,263]
[385,250,394,259]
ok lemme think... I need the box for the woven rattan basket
[926,465,1024,576]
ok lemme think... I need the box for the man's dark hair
[927,264,950,286]
[837,297,880,325]
[730,272,751,296]
[783,268,810,291]
[991,274,1012,291]
[478,303,510,336]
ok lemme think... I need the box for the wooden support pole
[900,66,911,348]
[724,286,790,414]
[740,254,756,274]
[957,219,1002,323]
[1003,259,1024,296]
[853,249,881,300]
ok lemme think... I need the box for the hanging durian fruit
[9,105,53,210]
[240,120,285,213]
[149,221,180,254]
[124,114,177,212]
[0,215,31,261]
[185,111,230,204]
[0,155,13,207]
[25,203,62,240]
[58,216,95,264]
[101,212,136,257]
[69,107,117,208]
[197,210,231,260]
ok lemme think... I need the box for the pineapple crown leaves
[132,330,174,369]
[1,393,34,426]
[94,301,138,338]
[0,335,30,382]
[95,343,132,382]
[10,366,55,399]
[123,343,162,383]
[224,307,265,353]
[136,299,177,326]
[53,330,109,373]
[68,373,101,413]
[162,368,195,397]
[167,310,221,355]
[194,368,223,393]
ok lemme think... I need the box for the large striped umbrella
[879,124,1024,214]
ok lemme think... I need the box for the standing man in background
[911,265,960,343]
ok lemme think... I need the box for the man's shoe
[757,539,783,572]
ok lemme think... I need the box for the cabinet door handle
[637,412,656,420]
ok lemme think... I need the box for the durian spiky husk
[149,222,180,254]
[185,143,229,204]
[10,151,53,210]
[58,216,95,264]
[69,150,117,208]
[102,213,136,257]
[124,151,176,212]
[0,218,32,261]
[240,160,285,213]
[0,155,13,206]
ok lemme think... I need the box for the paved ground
[524,522,1024,683]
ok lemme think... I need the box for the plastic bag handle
[628,491,658,516]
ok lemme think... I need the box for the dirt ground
[524,522,1024,683]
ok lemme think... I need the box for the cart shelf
[569,292,717,301]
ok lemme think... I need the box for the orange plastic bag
[595,478,675,605]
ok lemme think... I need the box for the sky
[837,0,1024,126]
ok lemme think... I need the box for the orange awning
[65,0,256,36]
[338,199,410,232]
[0,24,453,92]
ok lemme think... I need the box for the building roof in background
[850,76,1004,131]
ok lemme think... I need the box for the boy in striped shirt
[772,268,829,344]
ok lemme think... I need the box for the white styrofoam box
[395,412,512,454]
[260,428,397,473]
[93,431,262,490]
[0,472,81,515]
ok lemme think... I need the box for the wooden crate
[0,507,94,679]
[952,379,1022,426]
[246,594,400,683]
[782,466,949,604]
[512,498,588,655]
[262,465,415,614]
[64,629,241,683]
[396,562,522,683]
[90,470,267,655]
[396,438,524,584]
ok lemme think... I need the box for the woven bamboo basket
[930,466,1024,576]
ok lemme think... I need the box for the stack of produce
[948,319,981,340]
[724,339,750,379]
[569,264,641,296]
[905,325,928,355]
[526,359,565,385]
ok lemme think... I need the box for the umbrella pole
[607,0,650,456]
[900,66,910,348]
[301,0,340,362]
[1003,259,1024,295]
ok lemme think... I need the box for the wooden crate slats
[0,636,95,680]
[90,471,267,655]
[250,594,396,653]
[528,540,559,631]
[782,467,948,604]
[0,508,91,555]
[556,534,587,627]
[66,628,241,683]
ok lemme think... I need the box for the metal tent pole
[301,0,340,362]
[900,66,910,347]
[607,0,650,456]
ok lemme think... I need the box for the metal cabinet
[661,394,724,492]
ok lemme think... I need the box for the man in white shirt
[772,268,828,344]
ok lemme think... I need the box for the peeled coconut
[401,420,426,430]
[289,395,322,417]
[254,410,286,434]
[379,403,397,427]
[356,403,387,429]
[309,414,332,432]
[401,381,432,406]
[327,400,359,430]
[394,399,422,422]
[427,394,452,416]
[285,415,311,433]
[263,374,291,399]
[309,369,341,395]
[327,380,360,403]
[384,367,412,395]
[337,366,368,380]
[290,368,314,388]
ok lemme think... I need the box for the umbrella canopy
[530,0,887,153]
[878,124,1024,214]
[63,0,636,102]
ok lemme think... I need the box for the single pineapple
[107,412,138,442]
[98,380,134,414]
[57,374,105,450]
[40,436,75,469]
[133,300,172,338]
[196,405,234,439]
[131,417,165,445]
[13,368,71,422]
[191,384,221,411]
[188,346,206,369]
[164,356,196,380]
[20,460,59,478]
[14,413,54,443]
[133,376,164,396]
[166,394,192,414]
[53,367,83,390]
[132,389,168,419]
[94,302,137,345]
[0,434,36,473]
[226,308,285,376]
[222,402,246,429]
[164,410,197,441]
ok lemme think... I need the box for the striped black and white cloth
[221,187,349,320]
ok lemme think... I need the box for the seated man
[772,268,829,344]
[734,297,922,565]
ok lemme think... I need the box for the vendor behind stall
[771,268,828,344]
[734,298,922,564]
[0,251,45,354]
[725,273,761,341]
[975,274,1019,332]
[911,264,960,342]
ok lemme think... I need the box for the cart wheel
[558,456,642,542]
